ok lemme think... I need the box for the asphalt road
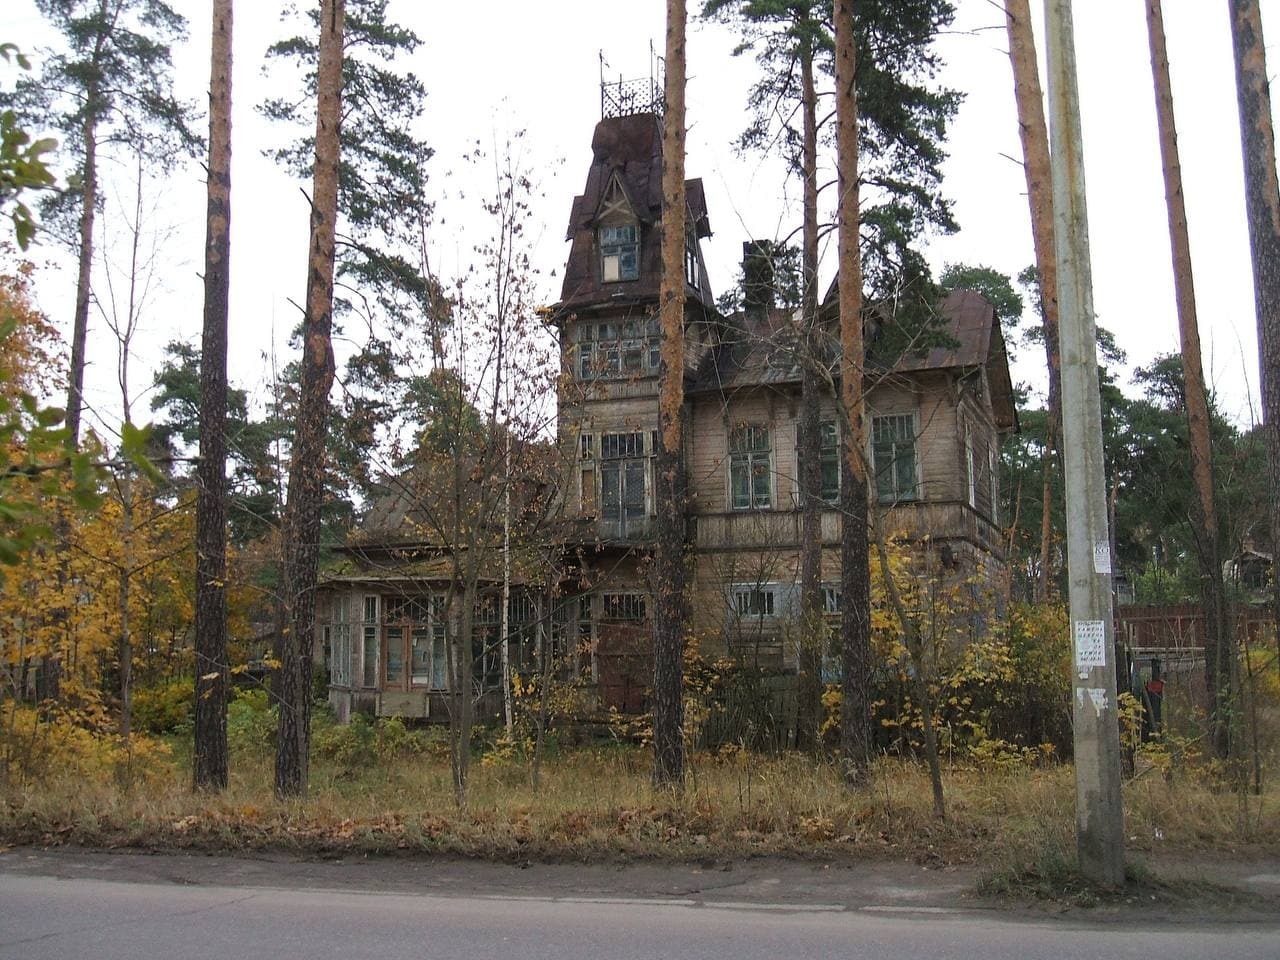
[1,856,1277,960]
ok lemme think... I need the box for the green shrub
[227,688,276,754]
[312,714,438,773]
[132,679,194,735]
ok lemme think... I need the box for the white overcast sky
[6,0,1279,440]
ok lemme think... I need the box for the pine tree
[701,0,959,291]
[654,0,689,788]
[834,0,872,788]
[4,0,200,446]
[1003,0,1063,600]
[193,0,233,793]
[262,0,434,336]
[4,0,199,702]
[1228,0,1280,735]
[275,0,344,799]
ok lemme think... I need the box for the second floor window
[730,425,772,510]
[601,223,639,282]
[873,414,918,503]
[600,431,647,532]
[819,420,840,504]
[575,319,660,380]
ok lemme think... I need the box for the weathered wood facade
[321,98,1018,721]
[554,108,1018,680]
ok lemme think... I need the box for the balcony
[692,500,1003,559]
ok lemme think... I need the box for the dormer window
[598,175,640,283]
[601,223,639,282]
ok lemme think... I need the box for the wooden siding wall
[688,388,802,514]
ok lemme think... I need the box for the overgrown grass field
[3,697,1276,875]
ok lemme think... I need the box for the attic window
[601,224,639,282]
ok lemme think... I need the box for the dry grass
[3,741,1277,870]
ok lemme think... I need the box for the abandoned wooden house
[319,77,1018,722]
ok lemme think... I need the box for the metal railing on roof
[600,47,665,119]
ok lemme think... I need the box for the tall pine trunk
[194,0,233,792]
[1229,0,1280,743]
[796,32,824,751]
[1146,0,1232,759]
[1003,0,1063,600]
[835,0,872,787]
[47,75,102,706]
[275,0,343,798]
[653,0,689,787]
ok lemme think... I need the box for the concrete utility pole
[1043,0,1125,886]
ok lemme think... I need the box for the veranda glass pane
[386,633,403,683]
[432,630,447,689]
[362,626,378,687]
[411,628,431,685]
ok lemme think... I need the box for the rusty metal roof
[895,289,995,372]
[687,289,1019,433]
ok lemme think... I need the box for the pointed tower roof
[557,113,715,315]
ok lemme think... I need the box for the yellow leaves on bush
[1,706,171,786]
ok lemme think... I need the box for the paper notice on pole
[1073,619,1107,675]
[1076,687,1108,716]
[1093,540,1112,574]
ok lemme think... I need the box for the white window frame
[409,593,449,691]
[988,444,999,525]
[600,222,639,282]
[732,583,779,619]
[684,231,700,289]
[326,595,353,688]
[729,424,773,511]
